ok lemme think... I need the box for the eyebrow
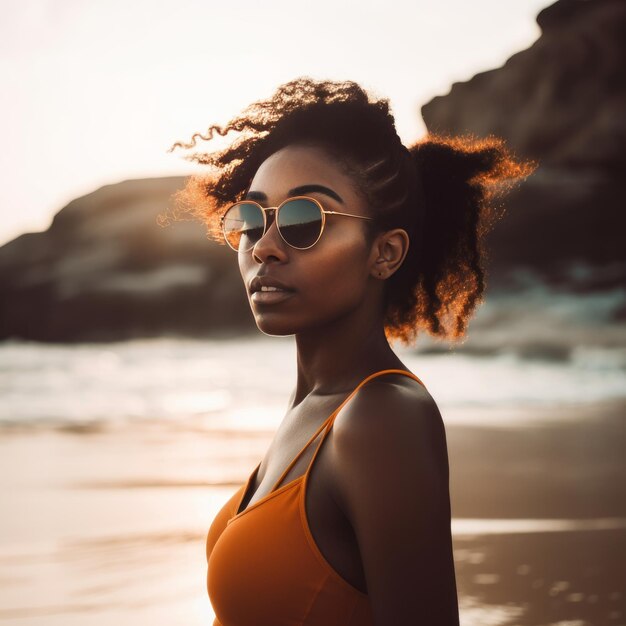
[245,184,344,204]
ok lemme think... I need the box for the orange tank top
[206,368,425,626]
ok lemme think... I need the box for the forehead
[249,144,360,203]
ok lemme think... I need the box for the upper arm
[329,382,459,626]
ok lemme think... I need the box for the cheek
[297,239,368,308]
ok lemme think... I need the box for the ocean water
[0,326,624,431]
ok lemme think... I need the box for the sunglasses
[220,195,374,252]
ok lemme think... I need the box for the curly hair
[161,77,536,347]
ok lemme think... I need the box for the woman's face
[238,143,380,337]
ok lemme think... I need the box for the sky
[0,0,550,246]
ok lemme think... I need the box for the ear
[369,228,410,280]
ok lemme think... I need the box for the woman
[167,77,534,626]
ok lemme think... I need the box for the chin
[249,308,297,337]
[255,320,298,338]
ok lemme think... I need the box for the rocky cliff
[422,0,625,287]
[0,177,254,341]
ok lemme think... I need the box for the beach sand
[0,399,625,626]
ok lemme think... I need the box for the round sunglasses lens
[223,203,264,251]
[278,198,323,249]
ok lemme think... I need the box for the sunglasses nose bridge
[262,206,279,233]
[265,205,278,222]
[253,206,281,250]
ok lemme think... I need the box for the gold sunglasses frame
[220,195,374,252]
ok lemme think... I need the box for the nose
[251,208,285,261]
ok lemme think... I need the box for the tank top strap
[270,368,425,491]
[269,408,335,492]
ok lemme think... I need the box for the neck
[289,308,406,408]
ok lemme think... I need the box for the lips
[251,289,296,305]
[249,275,295,295]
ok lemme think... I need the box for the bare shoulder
[332,371,447,469]
[328,370,450,517]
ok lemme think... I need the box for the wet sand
[0,399,624,626]
[456,527,625,626]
